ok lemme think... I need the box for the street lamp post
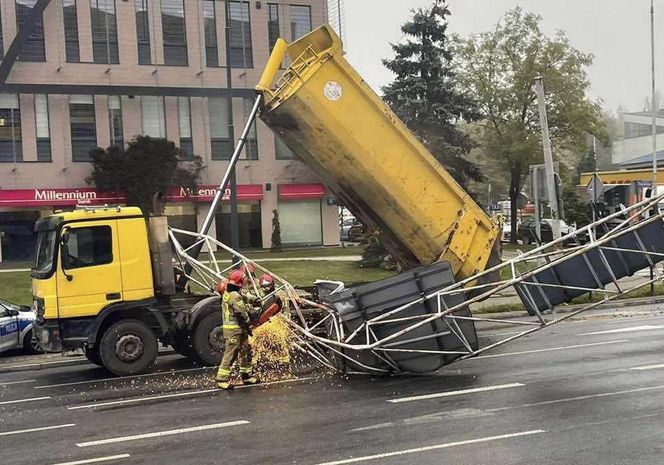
[652,0,658,193]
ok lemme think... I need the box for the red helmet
[239,263,255,275]
[215,279,227,294]
[228,270,245,287]
[259,274,274,290]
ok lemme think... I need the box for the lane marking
[315,430,545,465]
[471,340,628,359]
[68,376,316,409]
[68,389,218,410]
[631,364,664,371]
[0,379,36,386]
[36,367,211,389]
[0,423,76,436]
[487,383,664,412]
[387,383,525,404]
[52,454,130,465]
[76,421,249,447]
[0,396,51,406]
[2,358,85,370]
[579,325,664,336]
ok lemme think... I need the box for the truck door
[56,221,123,318]
[0,303,19,352]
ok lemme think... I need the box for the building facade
[0,0,340,261]
[612,110,664,166]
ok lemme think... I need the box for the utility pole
[534,77,562,241]
[651,0,658,195]
[225,0,240,261]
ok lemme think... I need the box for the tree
[270,209,282,252]
[453,8,606,242]
[87,136,203,216]
[382,0,482,188]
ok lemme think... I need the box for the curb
[477,296,664,321]
[0,349,177,374]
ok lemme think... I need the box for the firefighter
[216,269,260,390]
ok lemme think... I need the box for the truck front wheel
[99,320,158,376]
[193,313,224,366]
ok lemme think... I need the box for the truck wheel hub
[116,334,144,362]
[208,326,224,352]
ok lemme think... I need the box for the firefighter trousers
[216,330,253,381]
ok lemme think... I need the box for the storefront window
[278,199,322,246]
[216,202,262,249]
[164,204,197,248]
[0,211,40,261]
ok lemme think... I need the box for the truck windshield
[33,231,58,278]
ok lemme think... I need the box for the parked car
[340,217,356,241]
[0,298,42,355]
[517,218,582,245]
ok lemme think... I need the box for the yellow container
[258,26,499,280]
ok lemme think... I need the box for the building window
[243,98,258,160]
[278,199,322,246]
[290,5,312,41]
[275,135,295,160]
[135,0,152,65]
[141,96,166,138]
[90,0,119,64]
[35,94,51,161]
[216,202,262,248]
[178,97,193,158]
[62,226,113,270]
[0,95,22,163]
[161,0,188,65]
[63,0,80,62]
[209,97,231,160]
[108,96,123,149]
[203,0,218,67]
[267,3,280,53]
[15,0,46,62]
[70,96,97,162]
[228,1,253,68]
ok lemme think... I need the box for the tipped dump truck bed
[256,26,500,280]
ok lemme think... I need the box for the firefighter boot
[241,374,260,385]
[216,378,234,390]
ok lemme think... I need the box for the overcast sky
[343,0,664,113]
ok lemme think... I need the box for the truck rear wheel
[193,313,224,366]
[99,320,158,376]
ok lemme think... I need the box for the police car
[0,298,42,355]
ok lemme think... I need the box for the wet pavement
[2,305,664,465]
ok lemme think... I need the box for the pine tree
[270,209,282,252]
[382,0,482,188]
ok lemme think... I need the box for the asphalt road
[3,306,664,465]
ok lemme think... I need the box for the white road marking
[387,383,525,404]
[579,325,664,336]
[487,383,664,412]
[68,389,218,410]
[630,364,664,371]
[76,421,249,447]
[2,358,86,370]
[315,430,545,465]
[0,379,36,386]
[472,339,628,359]
[0,424,75,436]
[51,454,130,465]
[0,396,51,406]
[68,376,316,409]
[36,367,211,389]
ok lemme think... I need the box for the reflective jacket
[222,291,250,332]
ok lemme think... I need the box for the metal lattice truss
[169,192,664,375]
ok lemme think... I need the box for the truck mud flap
[319,262,476,373]
[515,218,664,315]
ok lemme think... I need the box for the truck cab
[31,206,167,373]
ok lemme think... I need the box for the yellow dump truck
[30,26,499,376]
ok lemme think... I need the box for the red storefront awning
[0,185,263,208]
[278,183,326,200]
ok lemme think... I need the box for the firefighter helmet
[228,270,245,287]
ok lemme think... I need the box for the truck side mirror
[60,228,74,282]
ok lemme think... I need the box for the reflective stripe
[222,324,241,330]
[218,369,231,376]
[239,367,253,373]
